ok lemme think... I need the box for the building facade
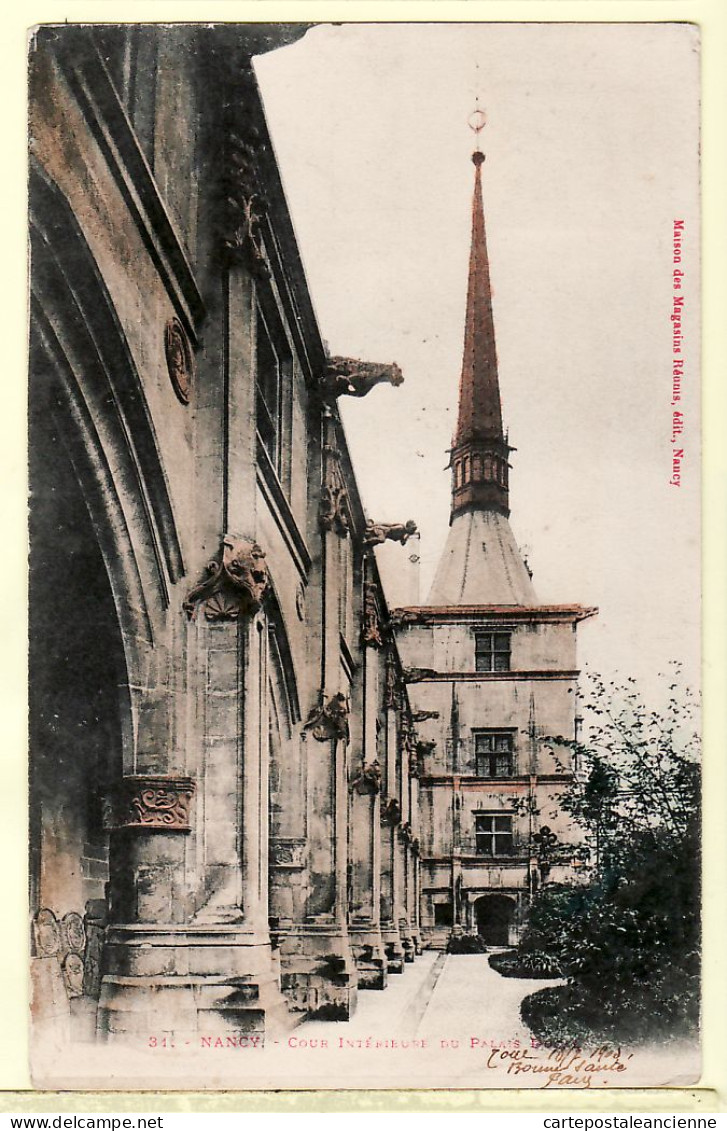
[28,24,422,1052]
[393,146,596,949]
[28,23,593,1057]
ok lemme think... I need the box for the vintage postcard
[27,21,700,1091]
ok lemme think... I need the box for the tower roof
[454,150,503,448]
[427,131,536,607]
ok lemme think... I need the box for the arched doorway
[474,894,516,946]
[29,408,130,920]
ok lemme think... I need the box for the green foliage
[446,932,489,954]
[519,667,700,1045]
[489,948,563,979]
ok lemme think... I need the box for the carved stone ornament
[319,484,351,538]
[398,822,413,845]
[269,838,306,869]
[322,356,404,400]
[352,759,382,795]
[296,581,307,622]
[62,952,85,999]
[60,911,86,955]
[403,666,439,683]
[411,709,440,722]
[221,121,269,279]
[416,739,437,759]
[408,748,421,778]
[183,535,269,621]
[383,653,398,710]
[362,583,384,648]
[380,798,402,827]
[165,318,195,405]
[104,775,196,832]
[33,908,61,958]
[304,692,350,743]
[363,519,418,549]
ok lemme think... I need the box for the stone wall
[28,23,421,1053]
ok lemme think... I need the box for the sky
[253,22,701,697]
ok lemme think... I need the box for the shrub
[446,932,489,954]
[489,948,563,979]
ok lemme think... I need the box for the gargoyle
[183,535,269,621]
[411,710,440,722]
[363,519,418,548]
[323,356,404,400]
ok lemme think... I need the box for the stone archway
[29,404,131,921]
[474,894,516,947]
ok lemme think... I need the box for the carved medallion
[60,911,86,955]
[165,318,195,405]
[104,775,196,832]
[184,535,269,621]
[33,908,61,958]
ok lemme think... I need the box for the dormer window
[474,631,511,672]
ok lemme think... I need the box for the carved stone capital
[363,519,418,549]
[304,692,350,743]
[362,583,384,648]
[183,535,269,621]
[322,357,404,400]
[269,837,306,869]
[352,759,382,795]
[103,776,196,832]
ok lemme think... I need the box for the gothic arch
[29,162,185,664]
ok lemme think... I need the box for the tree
[519,666,700,1046]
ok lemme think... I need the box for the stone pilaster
[278,410,357,1018]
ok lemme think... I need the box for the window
[474,731,514,778]
[256,305,282,469]
[255,302,293,481]
[475,813,514,857]
[474,631,511,672]
[434,902,453,927]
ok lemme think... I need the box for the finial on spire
[468,105,487,156]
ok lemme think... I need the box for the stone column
[348,615,387,989]
[379,655,405,973]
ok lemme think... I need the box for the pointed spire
[450,130,510,520]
